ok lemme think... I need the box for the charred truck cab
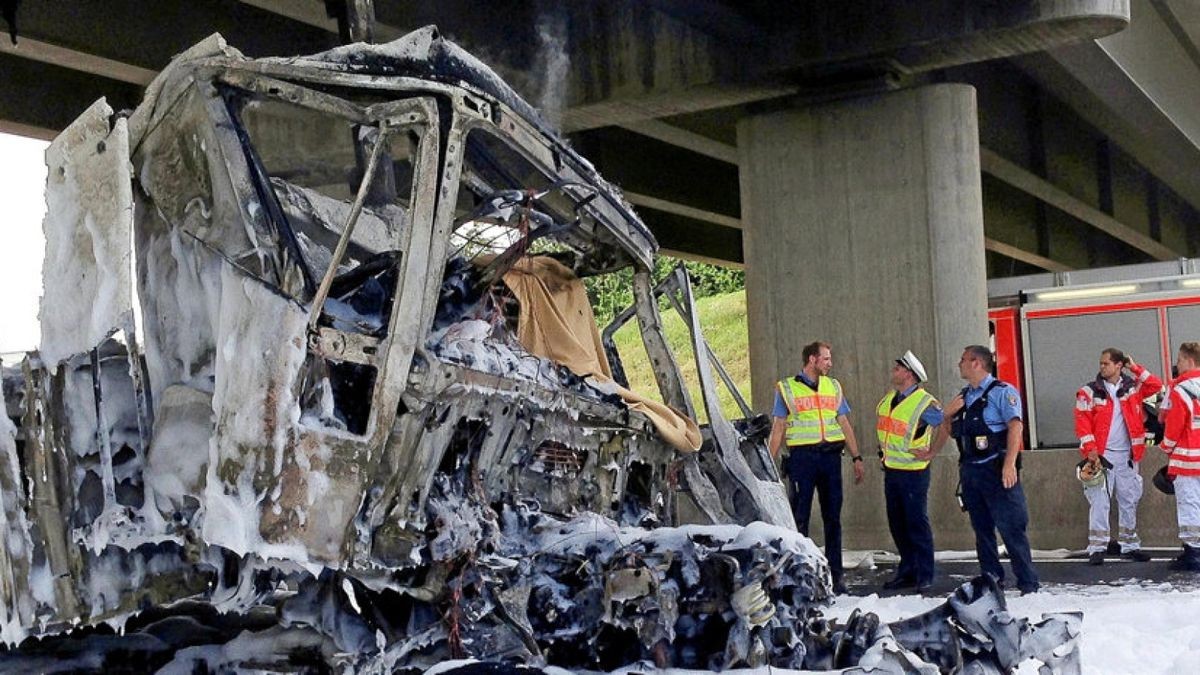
[1,26,790,653]
[0,28,1083,673]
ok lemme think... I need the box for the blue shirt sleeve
[838,397,851,416]
[920,402,945,427]
[772,390,788,418]
[991,384,1023,422]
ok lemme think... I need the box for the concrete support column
[737,84,989,549]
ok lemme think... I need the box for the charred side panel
[0,400,35,643]
[21,359,84,625]
[39,99,134,369]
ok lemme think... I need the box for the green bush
[586,256,750,422]
[610,289,751,422]
[586,257,744,326]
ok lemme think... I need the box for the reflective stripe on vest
[876,388,935,470]
[779,376,846,446]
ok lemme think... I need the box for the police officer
[932,345,1039,594]
[768,340,865,594]
[876,350,944,592]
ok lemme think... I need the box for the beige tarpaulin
[501,257,702,453]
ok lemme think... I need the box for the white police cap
[896,350,928,383]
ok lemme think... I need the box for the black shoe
[1122,549,1151,562]
[1106,540,1121,555]
[832,579,849,594]
[1088,551,1104,566]
[1167,557,1200,572]
[1168,547,1200,572]
[882,576,916,591]
[1019,584,1040,596]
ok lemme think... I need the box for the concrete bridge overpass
[4,0,1200,550]
[10,2,1198,271]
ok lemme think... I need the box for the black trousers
[959,460,1039,592]
[884,467,934,583]
[788,449,843,579]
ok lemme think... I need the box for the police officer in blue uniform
[768,341,866,595]
[878,351,946,593]
[932,345,1040,594]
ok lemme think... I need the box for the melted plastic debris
[0,494,1081,674]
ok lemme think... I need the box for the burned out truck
[0,27,1081,673]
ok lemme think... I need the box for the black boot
[882,576,916,590]
[1121,549,1151,562]
[832,574,849,595]
[1169,545,1200,572]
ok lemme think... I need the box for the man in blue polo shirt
[768,340,865,595]
[932,344,1039,594]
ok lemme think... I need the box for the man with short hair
[1159,342,1200,571]
[876,350,943,592]
[933,345,1039,594]
[769,341,865,594]
[1074,348,1161,565]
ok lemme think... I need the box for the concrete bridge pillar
[737,84,989,549]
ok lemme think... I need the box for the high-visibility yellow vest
[875,388,936,470]
[778,376,846,446]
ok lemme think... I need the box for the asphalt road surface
[845,548,1200,597]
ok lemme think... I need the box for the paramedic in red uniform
[1073,348,1161,564]
[1160,342,1200,571]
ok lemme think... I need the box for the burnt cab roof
[133,26,659,273]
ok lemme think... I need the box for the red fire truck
[987,258,1200,449]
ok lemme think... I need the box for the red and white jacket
[1162,369,1200,477]
[1075,363,1163,462]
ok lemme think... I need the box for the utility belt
[953,444,1023,514]
[883,464,929,473]
[959,451,1022,471]
[786,440,846,455]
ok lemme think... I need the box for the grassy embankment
[609,289,752,423]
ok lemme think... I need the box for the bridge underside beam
[0,54,142,136]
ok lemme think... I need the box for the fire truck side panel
[989,307,1024,402]
[988,259,1200,451]
[1166,304,1200,370]
[1021,307,1161,448]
